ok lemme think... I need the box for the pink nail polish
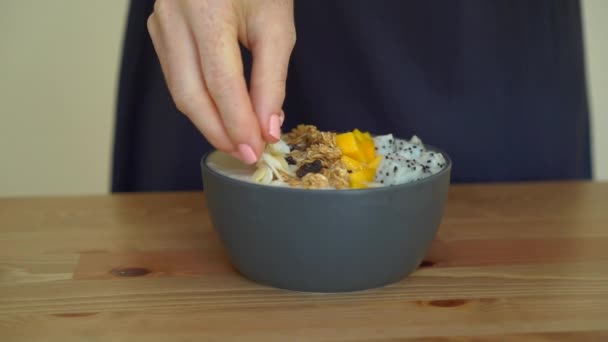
[269,114,281,140]
[238,144,258,164]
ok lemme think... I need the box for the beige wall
[0,1,605,197]
[582,0,608,180]
[0,1,128,196]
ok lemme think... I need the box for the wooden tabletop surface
[1,181,607,341]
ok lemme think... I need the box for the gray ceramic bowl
[201,146,451,292]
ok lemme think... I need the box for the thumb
[249,29,295,143]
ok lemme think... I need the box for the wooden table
[1,182,607,341]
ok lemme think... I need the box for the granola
[252,125,350,189]
[234,124,447,189]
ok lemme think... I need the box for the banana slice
[251,140,293,185]
[268,140,290,156]
[261,153,287,179]
[251,165,273,184]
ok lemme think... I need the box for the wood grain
[1,181,607,341]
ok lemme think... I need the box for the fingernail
[279,115,284,127]
[269,114,281,140]
[238,144,258,164]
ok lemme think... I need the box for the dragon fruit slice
[393,139,424,159]
[419,151,447,173]
[409,135,423,145]
[374,154,424,185]
[373,134,395,156]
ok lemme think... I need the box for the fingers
[249,33,295,142]
[247,4,296,142]
[186,10,265,164]
[148,0,295,165]
[147,5,235,154]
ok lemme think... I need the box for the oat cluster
[281,125,350,189]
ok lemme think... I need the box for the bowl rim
[201,144,452,194]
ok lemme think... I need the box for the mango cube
[337,132,367,162]
[341,155,364,171]
[336,132,358,155]
[349,168,375,188]
[368,155,383,170]
[350,181,368,189]
[337,129,381,188]
[359,139,376,162]
[353,128,366,142]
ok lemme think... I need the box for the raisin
[285,156,297,165]
[296,160,323,178]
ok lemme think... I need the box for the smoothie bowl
[201,125,451,292]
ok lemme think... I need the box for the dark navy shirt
[112,0,590,192]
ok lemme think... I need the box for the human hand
[147,0,296,164]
